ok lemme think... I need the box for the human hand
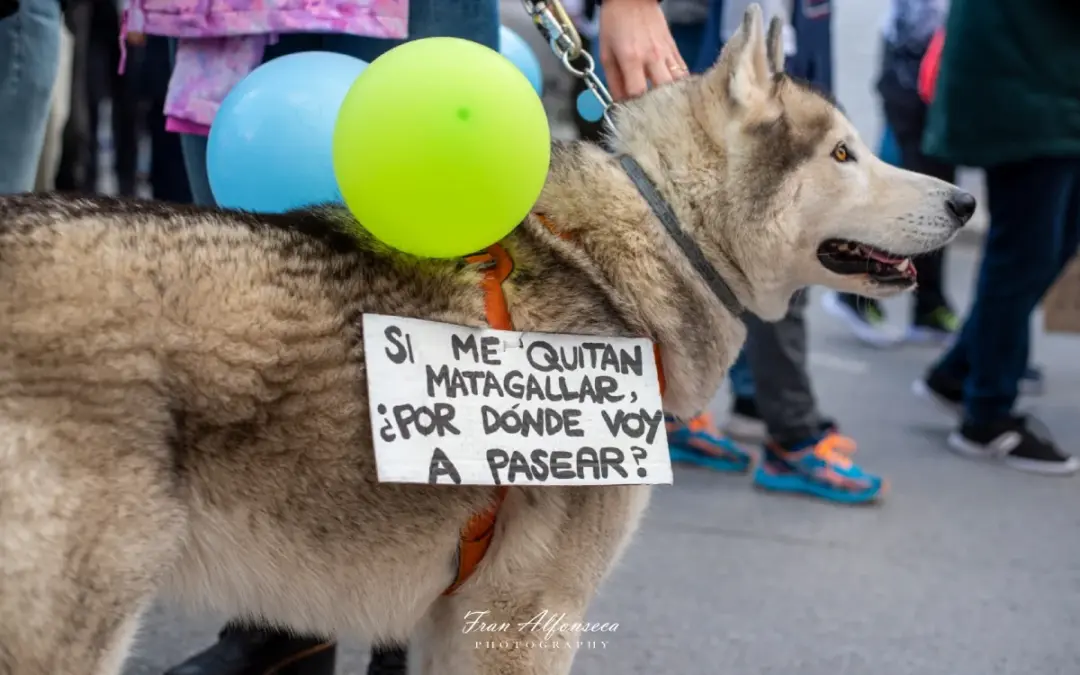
[126,31,147,46]
[597,0,688,102]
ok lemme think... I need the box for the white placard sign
[362,314,673,486]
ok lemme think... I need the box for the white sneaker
[821,291,904,348]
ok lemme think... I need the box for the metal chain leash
[520,0,615,129]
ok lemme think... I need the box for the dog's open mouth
[816,239,917,285]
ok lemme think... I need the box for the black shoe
[722,396,766,442]
[164,624,336,675]
[817,417,840,436]
[947,415,1079,475]
[914,365,1045,417]
[367,646,408,675]
[912,369,963,417]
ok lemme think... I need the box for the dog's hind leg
[0,411,186,675]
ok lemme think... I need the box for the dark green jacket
[923,0,1080,168]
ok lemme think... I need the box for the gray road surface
[121,2,1079,673]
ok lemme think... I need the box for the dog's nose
[946,190,977,226]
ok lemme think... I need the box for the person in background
[815,0,1044,384]
[0,0,62,194]
[55,0,141,195]
[821,0,960,348]
[150,1,688,673]
[133,31,192,202]
[35,15,74,191]
[910,0,1079,474]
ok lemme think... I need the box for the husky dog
[0,5,972,675]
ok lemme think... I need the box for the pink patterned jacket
[124,0,408,135]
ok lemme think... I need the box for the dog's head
[607,3,973,320]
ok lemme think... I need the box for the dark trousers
[55,0,140,195]
[739,290,824,445]
[142,35,191,203]
[881,95,954,314]
[932,157,1080,423]
[876,38,955,315]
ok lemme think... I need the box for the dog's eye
[831,142,853,163]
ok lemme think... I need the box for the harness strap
[444,244,513,596]
[445,216,669,595]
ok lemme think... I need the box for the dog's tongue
[859,244,904,264]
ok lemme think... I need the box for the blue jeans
[0,0,61,194]
[179,0,500,206]
[932,157,1080,424]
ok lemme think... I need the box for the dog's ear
[765,15,786,75]
[711,4,774,112]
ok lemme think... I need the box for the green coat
[923,0,1080,168]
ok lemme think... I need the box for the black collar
[617,154,745,318]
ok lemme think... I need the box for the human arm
[594,0,689,101]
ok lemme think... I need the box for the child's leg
[743,292,822,449]
[146,35,193,203]
[747,294,887,504]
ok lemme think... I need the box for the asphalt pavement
[120,1,1080,673]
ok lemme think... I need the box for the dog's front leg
[406,503,589,675]
[407,486,649,675]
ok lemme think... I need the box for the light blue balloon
[207,51,368,213]
[499,25,543,96]
[576,89,605,123]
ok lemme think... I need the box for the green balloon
[333,37,551,259]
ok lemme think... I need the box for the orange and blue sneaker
[752,432,887,504]
[666,414,752,473]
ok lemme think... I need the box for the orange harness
[442,243,514,596]
[442,215,666,596]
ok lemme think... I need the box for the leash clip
[520,0,615,129]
